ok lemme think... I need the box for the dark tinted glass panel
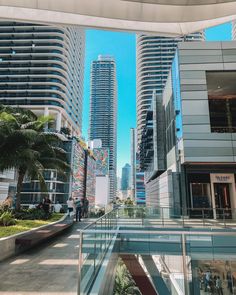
[207,71,236,133]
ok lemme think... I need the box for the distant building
[89,139,110,207]
[89,55,117,202]
[117,176,121,191]
[136,171,146,205]
[130,128,137,199]
[121,163,131,191]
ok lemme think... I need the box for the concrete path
[0,220,92,295]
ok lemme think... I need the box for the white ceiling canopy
[0,0,236,36]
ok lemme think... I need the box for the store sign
[211,174,234,183]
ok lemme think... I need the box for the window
[191,183,211,208]
[207,71,236,133]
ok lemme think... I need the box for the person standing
[54,201,62,213]
[83,198,89,218]
[67,197,75,217]
[216,276,223,295]
[43,196,51,216]
[75,199,82,222]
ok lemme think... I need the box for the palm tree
[0,105,69,210]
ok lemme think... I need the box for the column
[44,107,49,117]
[44,107,49,130]
[56,112,62,132]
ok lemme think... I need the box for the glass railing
[79,225,236,295]
[116,206,236,228]
[78,209,118,295]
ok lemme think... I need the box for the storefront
[187,170,236,219]
[210,174,236,219]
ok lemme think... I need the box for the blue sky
[82,22,232,177]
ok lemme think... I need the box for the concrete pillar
[44,107,49,130]
[56,112,62,131]
[44,107,49,117]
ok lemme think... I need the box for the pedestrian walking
[67,197,75,217]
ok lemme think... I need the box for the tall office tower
[0,21,85,136]
[121,163,131,191]
[136,32,205,147]
[130,128,137,199]
[89,55,117,201]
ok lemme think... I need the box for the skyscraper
[130,128,137,199]
[0,21,85,136]
[136,33,205,147]
[89,55,117,201]
[121,163,131,191]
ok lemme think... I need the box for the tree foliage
[0,105,69,210]
[113,258,142,295]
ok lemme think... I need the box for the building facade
[0,21,85,136]
[89,139,110,207]
[89,55,117,201]
[130,128,137,200]
[121,163,131,191]
[0,21,85,204]
[147,41,236,218]
[136,171,146,205]
[136,32,205,156]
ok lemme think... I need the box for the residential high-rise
[130,128,137,199]
[136,33,205,148]
[0,21,85,203]
[0,21,85,136]
[89,55,117,201]
[121,163,131,191]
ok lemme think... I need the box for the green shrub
[13,208,51,220]
[0,211,16,226]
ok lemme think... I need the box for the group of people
[199,269,234,294]
[67,197,89,222]
[36,195,52,214]
[33,196,63,214]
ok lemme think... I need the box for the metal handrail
[82,229,236,236]
[80,208,117,232]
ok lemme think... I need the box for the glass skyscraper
[89,55,117,201]
[121,163,131,191]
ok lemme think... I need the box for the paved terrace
[1,212,236,295]
[0,220,91,295]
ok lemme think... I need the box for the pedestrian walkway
[0,219,92,295]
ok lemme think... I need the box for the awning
[0,0,236,35]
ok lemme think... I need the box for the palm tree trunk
[16,168,25,211]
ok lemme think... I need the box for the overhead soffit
[0,0,236,35]
[122,0,235,5]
